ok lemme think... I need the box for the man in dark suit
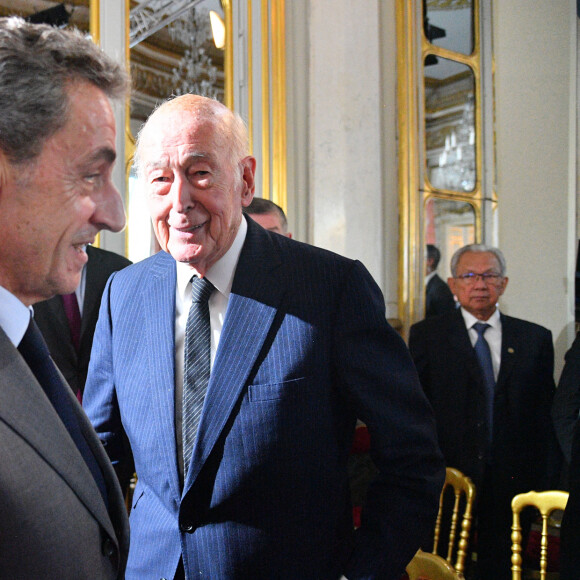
[0,18,129,578]
[559,418,580,579]
[34,245,131,399]
[425,244,455,318]
[84,94,445,580]
[409,244,557,580]
[551,332,580,465]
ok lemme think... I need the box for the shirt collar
[176,216,248,301]
[461,306,501,330]
[0,285,33,347]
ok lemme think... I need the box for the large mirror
[397,0,489,327]
[425,197,476,281]
[424,57,476,193]
[423,0,474,56]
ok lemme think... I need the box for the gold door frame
[396,0,492,333]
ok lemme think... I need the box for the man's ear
[447,277,457,296]
[240,155,257,207]
[0,149,11,198]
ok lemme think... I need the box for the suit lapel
[184,219,285,492]
[0,329,116,540]
[143,252,182,501]
[497,313,517,391]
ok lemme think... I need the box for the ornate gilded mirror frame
[396,0,495,333]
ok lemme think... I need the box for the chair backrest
[511,490,569,580]
[406,549,461,580]
[432,467,476,576]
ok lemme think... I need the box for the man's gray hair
[0,17,129,164]
[450,244,507,277]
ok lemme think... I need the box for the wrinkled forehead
[137,108,228,164]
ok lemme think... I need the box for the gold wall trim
[247,0,254,154]
[271,0,287,212]
[223,0,234,110]
[261,0,270,200]
[90,0,100,45]
[396,0,420,329]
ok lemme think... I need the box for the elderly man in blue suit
[84,94,445,580]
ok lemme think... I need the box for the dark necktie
[183,276,214,476]
[18,317,108,506]
[473,322,495,446]
[61,292,82,353]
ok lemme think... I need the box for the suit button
[180,522,194,533]
[101,537,115,557]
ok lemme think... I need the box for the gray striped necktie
[183,275,214,476]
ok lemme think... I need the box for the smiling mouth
[177,221,207,233]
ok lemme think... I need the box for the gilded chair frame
[433,467,476,576]
[511,490,569,580]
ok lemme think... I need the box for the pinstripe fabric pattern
[182,276,214,475]
[83,217,445,580]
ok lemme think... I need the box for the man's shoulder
[427,273,445,288]
[501,313,552,340]
[244,218,360,280]
[411,310,461,334]
[108,251,174,287]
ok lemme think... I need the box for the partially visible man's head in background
[244,197,292,238]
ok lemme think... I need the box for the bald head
[135,95,249,177]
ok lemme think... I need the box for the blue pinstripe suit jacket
[84,216,444,580]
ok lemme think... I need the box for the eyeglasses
[455,272,503,285]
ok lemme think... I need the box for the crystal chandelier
[435,95,476,192]
[169,6,220,100]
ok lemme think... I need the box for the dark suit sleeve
[560,419,580,579]
[535,328,560,489]
[336,261,445,579]
[407,323,431,399]
[552,333,580,462]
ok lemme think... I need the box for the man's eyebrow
[86,146,117,166]
[143,152,212,172]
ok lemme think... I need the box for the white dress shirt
[460,307,502,381]
[0,285,33,347]
[174,217,248,393]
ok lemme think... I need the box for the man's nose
[93,182,126,232]
[171,175,195,213]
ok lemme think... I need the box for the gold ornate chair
[511,490,569,580]
[406,549,461,580]
[431,467,476,577]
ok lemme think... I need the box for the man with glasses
[409,243,558,580]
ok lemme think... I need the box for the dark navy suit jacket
[409,308,556,493]
[84,216,444,580]
[34,245,131,396]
